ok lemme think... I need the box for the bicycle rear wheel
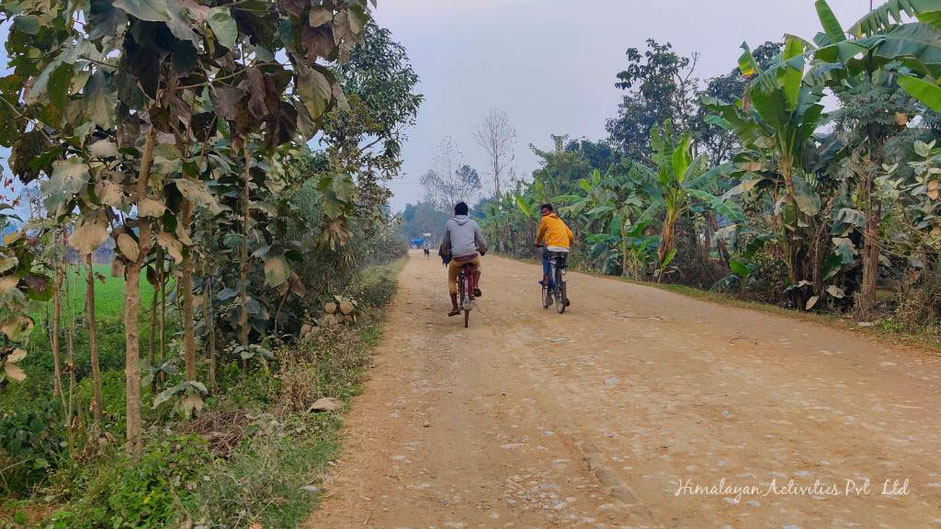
[555,269,566,314]
[464,307,470,328]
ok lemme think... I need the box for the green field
[4,265,173,415]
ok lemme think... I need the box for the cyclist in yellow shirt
[534,203,574,291]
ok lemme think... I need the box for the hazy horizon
[373,0,875,212]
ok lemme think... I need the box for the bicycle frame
[457,263,477,327]
[540,249,568,313]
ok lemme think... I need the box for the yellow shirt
[536,214,574,249]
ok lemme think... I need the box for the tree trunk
[621,228,629,278]
[205,276,217,391]
[124,126,157,458]
[239,142,252,349]
[709,214,731,266]
[123,262,144,458]
[86,254,103,427]
[860,158,879,314]
[657,212,677,277]
[51,236,66,412]
[703,217,712,264]
[779,161,808,309]
[148,278,157,394]
[159,248,166,368]
[181,200,197,381]
[64,239,76,450]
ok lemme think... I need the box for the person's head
[454,202,469,216]
[540,203,554,217]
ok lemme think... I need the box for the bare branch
[473,108,517,197]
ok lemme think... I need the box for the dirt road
[304,251,941,529]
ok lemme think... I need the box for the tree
[606,40,699,163]
[633,124,743,280]
[327,23,422,215]
[705,35,842,309]
[399,201,450,240]
[530,135,594,197]
[3,0,373,456]
[420,138,481,208]
[473,109,517,197]
[692,42,783,165]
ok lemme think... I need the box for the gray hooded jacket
[439,215,487,259]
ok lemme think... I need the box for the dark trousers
[542,249,552,286]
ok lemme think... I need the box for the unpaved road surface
[304,251,941,529]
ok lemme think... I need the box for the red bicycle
[457,262,478,328]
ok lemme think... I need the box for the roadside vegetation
[477,1,941,341]
[0,0,416,526]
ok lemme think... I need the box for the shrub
[73,435,211,529]
[0,400,63,497]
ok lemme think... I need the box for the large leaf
[729,258,750,278]
[173,178,225,215]
[867,23,941,79]
[138,198,166,218]
[851,0,941,36]
[671,133,693,184]
[0,315,34,341]
[832,236,857,264]
[296,64,333,120]
[515,194,534,217]
[156,232,183,262]
[687,189,745,222]
[89,139,120,159]
[113,0,170,21]
[791,173,821,216]
[898,73,941,112]
[42,159,90,211]
[85,71,116,129]
[116,232,140,262]
[95,180,125,208]
[780,36,806,111]
[3,362,26,383]
[264,256,289,287]
[69,209,110,254]
[815,0,847,43]
[738,42,761,77]
[207,7,237,49]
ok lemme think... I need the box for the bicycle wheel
[541,283,551,308]
[458,276,466,309]
[464,306,470,328]
[461,279,473,311]
[555,269,566,314]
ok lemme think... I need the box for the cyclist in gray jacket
[438,202,487,316]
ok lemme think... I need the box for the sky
[372,0,875,212]
[0,1,877,217]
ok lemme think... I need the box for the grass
[651,282,941,354]
[515,254,941,355]
[0,256,407,529]
[29,264,162,322]
[4,264,169,415]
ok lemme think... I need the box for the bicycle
[536,245,569,314]
[456,262,478,327]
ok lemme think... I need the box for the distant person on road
[534,203,574,290]
[439,202,487,317]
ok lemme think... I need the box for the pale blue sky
[373,0,875,211]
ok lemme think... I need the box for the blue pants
[542,250,553,287]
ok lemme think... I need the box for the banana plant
[748,1,941,111]
[633,123,744,281]
[703,36,830,306]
